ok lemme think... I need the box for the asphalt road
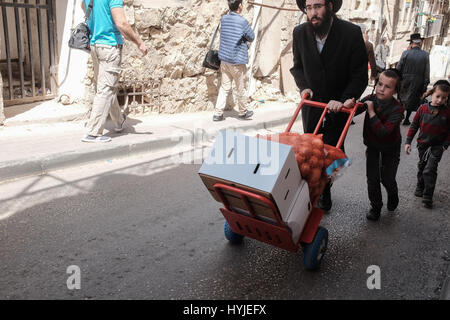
[0,118,449,300]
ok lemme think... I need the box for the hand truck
[214,95,362,270]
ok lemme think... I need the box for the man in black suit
[290,0,368,211]
[397,33,430,126]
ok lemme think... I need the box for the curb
[0,115,293,183]
[4,113,87,127]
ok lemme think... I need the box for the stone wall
[85,0,301,114]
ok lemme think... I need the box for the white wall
[55,0,89,102]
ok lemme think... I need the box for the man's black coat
[290,18,368,147]
[397,46,430,112]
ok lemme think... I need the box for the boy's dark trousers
[417,144,444,201]
[366,145,400,210]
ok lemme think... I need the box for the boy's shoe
[114,113,127,133]
[238,110,253,120]
[366,208,381,221]
[213,115,224,121]
[414,187,423,197]
[81,135,112,143]
[387,194,399,211]
[422,199,433,209]
[402,119,411,126]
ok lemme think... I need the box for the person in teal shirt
[81,0,148,143]
[84,0,123,46]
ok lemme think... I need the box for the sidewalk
[0,100,301,183]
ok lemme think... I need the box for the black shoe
[317,192,332,212]
[366,208,381,221]
[402,119,411,126]
[238,110,253,120]
[414,188,423,197]
[422,199,433,209]
[213,115,224,121]
[387,194,399,211]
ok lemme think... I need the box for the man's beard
[307,8,334,38]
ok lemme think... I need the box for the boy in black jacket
[342,69,404,220]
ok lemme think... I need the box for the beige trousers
[0,70,4,125]
[214,63,248,116]
[85,44,123,136]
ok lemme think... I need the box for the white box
[199,130,302,220]
[284,180,311,244]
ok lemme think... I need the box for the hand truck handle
[285,93,363,149]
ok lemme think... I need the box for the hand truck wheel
[224,221,244,244]
[302,226,328,270]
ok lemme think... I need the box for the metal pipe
[46,0,56,94]
[25,0,36,97]
[248,1,299,12]
[13,0,26,99]
[1,5,14,100]
[36,0,46,96]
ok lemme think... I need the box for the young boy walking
[343,69,404,220]
[405,80,450,208]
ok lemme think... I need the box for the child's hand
[405,144,411,155]
[366,101,374,112]
[343,98,355,108]
[366,101,376,118]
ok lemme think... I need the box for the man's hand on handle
[301,89,313,99]
[343,98,356,108]
[326,100,344,113]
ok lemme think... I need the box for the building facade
[339,0,449,77]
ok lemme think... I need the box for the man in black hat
[397,33,430,125]
[290,0,368,212]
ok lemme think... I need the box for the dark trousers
[417,144,444,201]
[366,146,400,210]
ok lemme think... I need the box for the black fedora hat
[407,33,424,42]
[296,0,343,13]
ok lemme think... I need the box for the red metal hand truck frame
[213,95,362,269]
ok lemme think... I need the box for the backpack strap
[209,23,220,50]
[85,0,94,22]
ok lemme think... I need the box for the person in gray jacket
[397,33,430,126]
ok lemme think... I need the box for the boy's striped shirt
[406,102,450,149]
